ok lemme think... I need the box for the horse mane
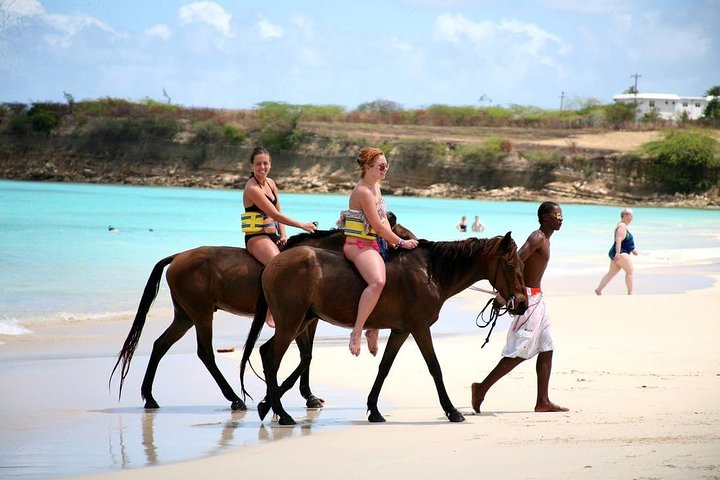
[420,237,506,285]
[284,228,342,249]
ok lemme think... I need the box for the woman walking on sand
[595,208,638,295]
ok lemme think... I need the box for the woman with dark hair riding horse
[243,146,317,327]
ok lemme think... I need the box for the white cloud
[42,13,118,49]
[539,0,630,16]
[179,1,232,37]
[434,14,492,45]
[289,14,314,39]
[145,24,172,41]
[401,0,468,7]
[1,0,44,17]
[258,18,283,39]
[390,38,413,53]
[627,14,709,63]
[434,14,567,58]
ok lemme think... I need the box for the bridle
[468,253,518,348]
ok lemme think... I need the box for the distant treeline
[3,96,714,135]
[1,97,718,194]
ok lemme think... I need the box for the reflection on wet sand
[104,405,338,472]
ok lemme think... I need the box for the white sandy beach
[1,266,719,480]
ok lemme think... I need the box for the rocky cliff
[1,126,718,207]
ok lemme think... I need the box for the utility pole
[559,91,565,111]
[630,73,641,122]
[630,73,641,102]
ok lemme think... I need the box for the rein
[469,254,516,348]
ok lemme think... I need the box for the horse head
[489,232,528,315]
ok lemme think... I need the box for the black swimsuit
[244,193,279,245]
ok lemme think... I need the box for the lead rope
[474,297,511,348]
[468,284,513,349]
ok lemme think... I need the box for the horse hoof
[144,400,159,409]
[447,410,465,423]
[368,412,386,423]
[279,415,296,426]
[305,395,324,409]
[258,400,271,420]
[231,400,247,411]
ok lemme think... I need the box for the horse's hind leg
[273,320,323,409]
[298,318,324,408]
[258,334,296,425]
[366,330,409,422]
[194,315,247,411]
[142,311,192,408]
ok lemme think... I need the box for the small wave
[0,317,34,336]
[57,310,137,323]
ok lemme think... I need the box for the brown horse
[109,218,416,411]
[240,232,528,425]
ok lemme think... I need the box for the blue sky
[1,0,718,110]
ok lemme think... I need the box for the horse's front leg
[412,327,464,422]
[366,330,410,422]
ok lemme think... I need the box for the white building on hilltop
[612,93,711,121]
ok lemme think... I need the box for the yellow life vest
[343,213,378,240]
[241,212,275,234]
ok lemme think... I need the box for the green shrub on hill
[6,103,61,136]
[192,120,246,145]
[640,130,720,193]
[457,135,508,164]
[254,101,304,152]
[87,117,179,141]
[604,102,636,129]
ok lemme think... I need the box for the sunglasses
[377,163,389,172]
[553,213,563,220]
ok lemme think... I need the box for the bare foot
[365,329,379,356]
[349,330,361,356]
[535,401,569,412]
[265,312,275,328]
[594,289,601,296]
[471,382,485,414]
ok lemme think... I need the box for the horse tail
[109,254,175,400]
[240,288,268,401]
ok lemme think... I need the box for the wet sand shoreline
[1,267,719,479]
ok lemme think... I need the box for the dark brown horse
[110,218,416,411]
[240,233,528,425]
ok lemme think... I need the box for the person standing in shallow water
[457,215,468,232]
[471,215,485,233]
[595,208,638,295]
[337,147,418,356]
[471,201,568,414]
[243,146,317,327]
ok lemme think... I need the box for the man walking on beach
[471,201,568,414]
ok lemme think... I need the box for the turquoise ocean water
[1,179,720,479]
[1,179,719,337]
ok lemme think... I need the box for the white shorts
[501,291,554,359]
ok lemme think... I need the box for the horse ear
[500,231,512,250]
